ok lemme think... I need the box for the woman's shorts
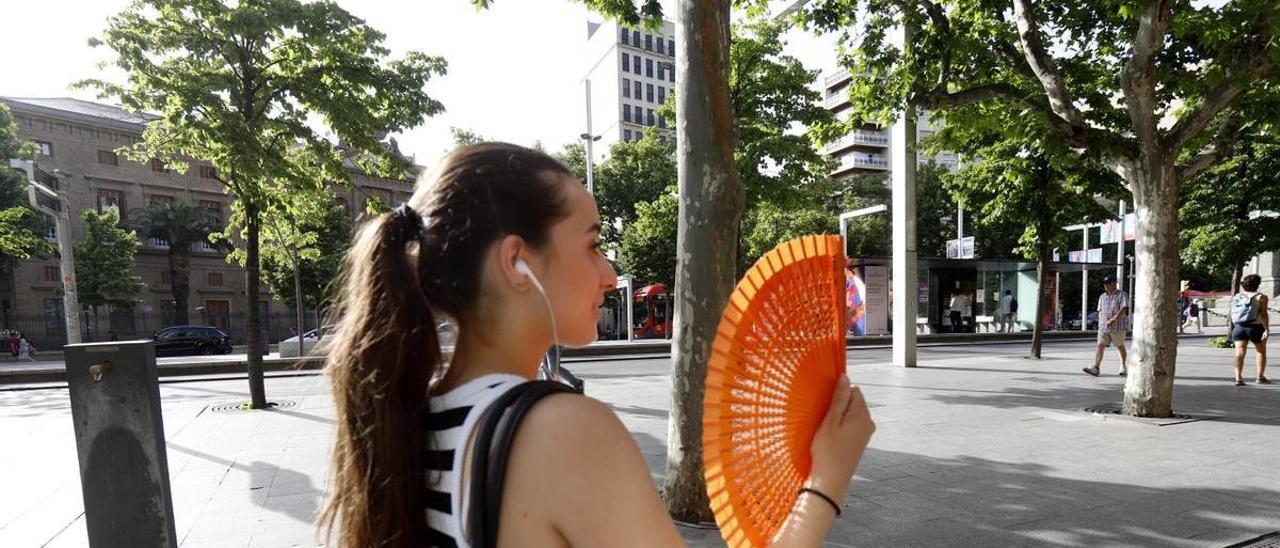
[1230,322,1266,344]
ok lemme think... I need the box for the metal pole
[12,160,82,344]
[957,203,964,241]
[294,264,305,358]
[1117,201,1126,294]
[1081,226,1088,331]
[891,20,919,368]
[584,80,596,195]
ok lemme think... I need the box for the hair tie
[389,203,423,245]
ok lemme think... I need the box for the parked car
[277,322,457,359]
[153,325,233,357]
[278,326,333,358]
[1067,312,1100,331]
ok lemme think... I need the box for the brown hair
[1242,274,1262,292]
[317,142,574,547]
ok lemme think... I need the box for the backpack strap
[465,380,576,548]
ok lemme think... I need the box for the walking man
[999,290,1017,333]
[948,291,968,333]
[1083,274,1129,377]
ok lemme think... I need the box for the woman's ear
[496,234,531,290]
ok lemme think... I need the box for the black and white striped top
[425,373,526,548]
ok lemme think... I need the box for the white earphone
[515,259,562,383]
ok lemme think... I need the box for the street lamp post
[10,159,82,344]
[581,80,602,195]
[839,204,888,259]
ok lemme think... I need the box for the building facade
[0,97,415,345]
[583,19,677,155]
[822,68,958,178]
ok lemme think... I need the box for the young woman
[317,143,876,547]
[1230,274,1270,386]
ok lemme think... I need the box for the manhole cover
[1227,531,1280,548]
[1084,404,1217,426]
[208,400,297,413]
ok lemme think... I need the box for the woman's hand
[806,378,876,503]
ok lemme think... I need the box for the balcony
[824,68,851,88]
[148,237,171,250]
[824,129,890,153]
[824,90,850,109]
[836,152,890,172]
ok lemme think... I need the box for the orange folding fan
[703,235,848,547]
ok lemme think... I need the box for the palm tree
[132,202,220,325]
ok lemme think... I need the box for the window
[207,272,224,286]
[645,34,653,51]
[623,78,631,98]
[634,80,642,100]
[657,63,664,80]
[44,299,64,336]
[623,104,632,122]
[669,67,675,83]
[624,129,633,141]
[34,140,52,156]
[97,189,125,214]
[204,300,231,332]
[199,165,218,179]
[150,158,170,173]
[621,52,630,72]
[657,37,665,54]
[42,265,60,282]
[633,30,641,46]
[647,84,654,103]
[97,150,118,166]
[646,58,653,77]
[200,199,223,220]
[647,109,655,126]
[633,55,640,74]
[658,86,666,104]
[658,116,667,129]
[668,39,675,55]
[150,194,174,207]
[620,28,629,45]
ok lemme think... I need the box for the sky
[0,0,838,167]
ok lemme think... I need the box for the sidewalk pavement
[2,336,1277,547]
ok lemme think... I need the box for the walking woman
[1230,274,1271,385]
[317,143,875,547]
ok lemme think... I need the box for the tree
[131,201,221,325]
[743,202,837,262]
[620,186,679,286]
[728,19,836,211]
[595,130,677,250]
[0,105,54,267]
[259,191,352,312]
[83,0,446,408]
[1180,127,1280,294]
[74,209,144,321]
[799,0,1280,417]
[450,127,487,149]
[834,173,892,258]
[931,103,1118,357]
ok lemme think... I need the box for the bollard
[65,340,178,547]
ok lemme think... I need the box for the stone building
[0,96,417,345]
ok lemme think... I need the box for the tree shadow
[832,448,1280,547]
[922,381,1280,427]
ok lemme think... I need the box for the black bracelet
[798,487,842,517]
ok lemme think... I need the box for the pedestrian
[1183,299,1202,334]
[1229,274,1270,386]
[1178,296,1188,334]
[17,333,36,362]
[999,290,1017,333]
[316,143,875,546]
[949,291,968,333]
[8,331,18,357]
[1083,274,1129,377]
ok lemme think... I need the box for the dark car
[153,325,233,357]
